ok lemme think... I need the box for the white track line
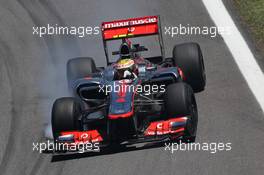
[202,0,264,113]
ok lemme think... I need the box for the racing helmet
[116,58,136,79]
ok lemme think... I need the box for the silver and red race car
[51,16,206,153]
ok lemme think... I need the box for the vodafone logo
[157,123,163,129]
[103,17,157,29]
[80,133,89,140]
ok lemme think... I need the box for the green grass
[234,0,264,45]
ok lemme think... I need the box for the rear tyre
[51,97,82,139]
[67,57,97,88]
[173,42,206,92]
[164,82,198,142]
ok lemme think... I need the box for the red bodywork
[102,16,159,40]
[145,117,187,136]
[60,130,103,143]
[108,110,134,119]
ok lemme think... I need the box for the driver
[115,58,138,80]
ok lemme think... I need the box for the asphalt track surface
[0,0,264,175]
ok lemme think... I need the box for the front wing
[53,116,188,154]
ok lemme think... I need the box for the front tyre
[173,42,206,93]
[51,97,82,139]
[164,82,198,142]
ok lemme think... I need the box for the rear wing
[101,16,165,65]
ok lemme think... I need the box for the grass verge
[233,0,264,52]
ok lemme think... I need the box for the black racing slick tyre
[173,42,206,93]
[164,82,198,142]
[51,97,82,139]
[67,57,97,87]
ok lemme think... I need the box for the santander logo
[103,17,157,29]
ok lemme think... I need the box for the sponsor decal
[103,16,157,29]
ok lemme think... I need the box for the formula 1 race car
[51,16,206,153]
